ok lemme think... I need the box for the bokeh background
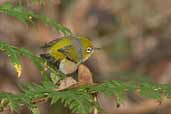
[0,0,171,114]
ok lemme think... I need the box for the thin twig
[94,96,98,114]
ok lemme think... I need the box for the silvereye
[40,36,98,75]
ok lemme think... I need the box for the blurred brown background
[0,0,171,114]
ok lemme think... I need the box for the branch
[112,99,171,114]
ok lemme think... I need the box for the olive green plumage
[40,36,97,74]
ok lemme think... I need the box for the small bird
[40,36,99,75]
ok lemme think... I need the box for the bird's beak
[93,47,101,50]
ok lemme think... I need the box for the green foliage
[30,107,41,114]
[0,75,171,114]
[49,90,95,114]
[0,41,38,76]
[0,93,24,112]
[0,41,22,75]
[0,2,171,114]
[0,2,71,36]
[139,82,171,99]
[89,81,133,102]
[88,80,171,102]
[0,41,63,80]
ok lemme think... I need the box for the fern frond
[0,93,22,112]
[0,79,171,114]
[87,80,171,102]
[0,41,22,77]
[0,2,71,36]
[86,80,135,102]
[23,82,95,114]
[0,41,63,80]
[21,81,55,100]
[49,89,95,114]
[30,107,41,114]
[139,82,171,99]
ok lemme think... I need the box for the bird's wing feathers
[58,45,72,54]
[58,45,73,58]
[57,37,83,62]
[41,38,61,49]
[41,36,83,63]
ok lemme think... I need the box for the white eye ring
[86,47,92,53]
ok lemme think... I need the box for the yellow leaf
[14,64,22,78]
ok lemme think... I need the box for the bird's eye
[86,47,92,53]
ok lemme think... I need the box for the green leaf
[0,42,171,114]
[30,106,41,114]
[0,41,22,77]
[38,15,71,35]
[139,82,171,99]
[19,48,45,76]
[0,93,21,112]
[0,2,72,36]
[49,90,95,114]
[0,41,63,80]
